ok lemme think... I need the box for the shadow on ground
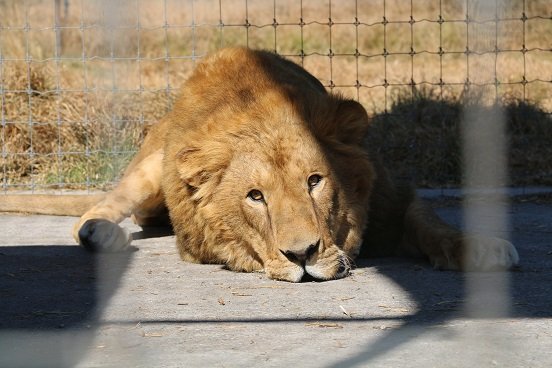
[327,202,552,367]
[0,243,134,368]
[0,202,550,367]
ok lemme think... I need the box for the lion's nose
[280,239,320,264]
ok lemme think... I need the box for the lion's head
[162,48,374,282]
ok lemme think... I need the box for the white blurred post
[461,0,515,363]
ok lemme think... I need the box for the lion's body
[0,48,519,281]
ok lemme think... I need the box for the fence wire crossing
[0,0,551,191]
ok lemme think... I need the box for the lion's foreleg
[73,150,164,252]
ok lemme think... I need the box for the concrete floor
[1,200,551,367]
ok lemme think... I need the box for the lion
[0,47,519,282]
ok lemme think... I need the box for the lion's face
[166,77,373,282]
[206,128,352,282]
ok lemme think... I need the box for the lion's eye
[307,174,323,189]
[247,189,264,202]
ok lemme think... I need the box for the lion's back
[169,48,325,129]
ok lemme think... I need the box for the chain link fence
[1,0,551,191]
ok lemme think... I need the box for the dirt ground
[1,198,551,367]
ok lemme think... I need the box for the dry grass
[367,88,552,187]
[1,0,551,190]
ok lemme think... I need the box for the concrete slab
[0,201,551,367]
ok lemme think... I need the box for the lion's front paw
[77,219,132,252]
[305,249,351,280]
[264,259,305,282]
[462,235,519,271]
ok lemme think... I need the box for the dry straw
[1,0,551,191]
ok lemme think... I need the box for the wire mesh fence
[1,2,550,367]
[1,0,551,192]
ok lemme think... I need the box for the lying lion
[1,47,519,282]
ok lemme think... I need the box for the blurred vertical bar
[92,1,142,366]
[0,0,4,192]
[54,0,68,55]
[55,0,61,54]
[461,0,514,363]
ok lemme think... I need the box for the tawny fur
[0,47,519,282]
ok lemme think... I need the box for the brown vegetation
[1,0,551,190]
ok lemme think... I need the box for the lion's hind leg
[74,150,165,252]
[400,198,519,271]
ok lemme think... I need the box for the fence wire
[0,0,551,191]
[0,1,548,367]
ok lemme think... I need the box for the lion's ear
[176,147,204,188]
[176,144,231,199]
[334,99,370,145]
